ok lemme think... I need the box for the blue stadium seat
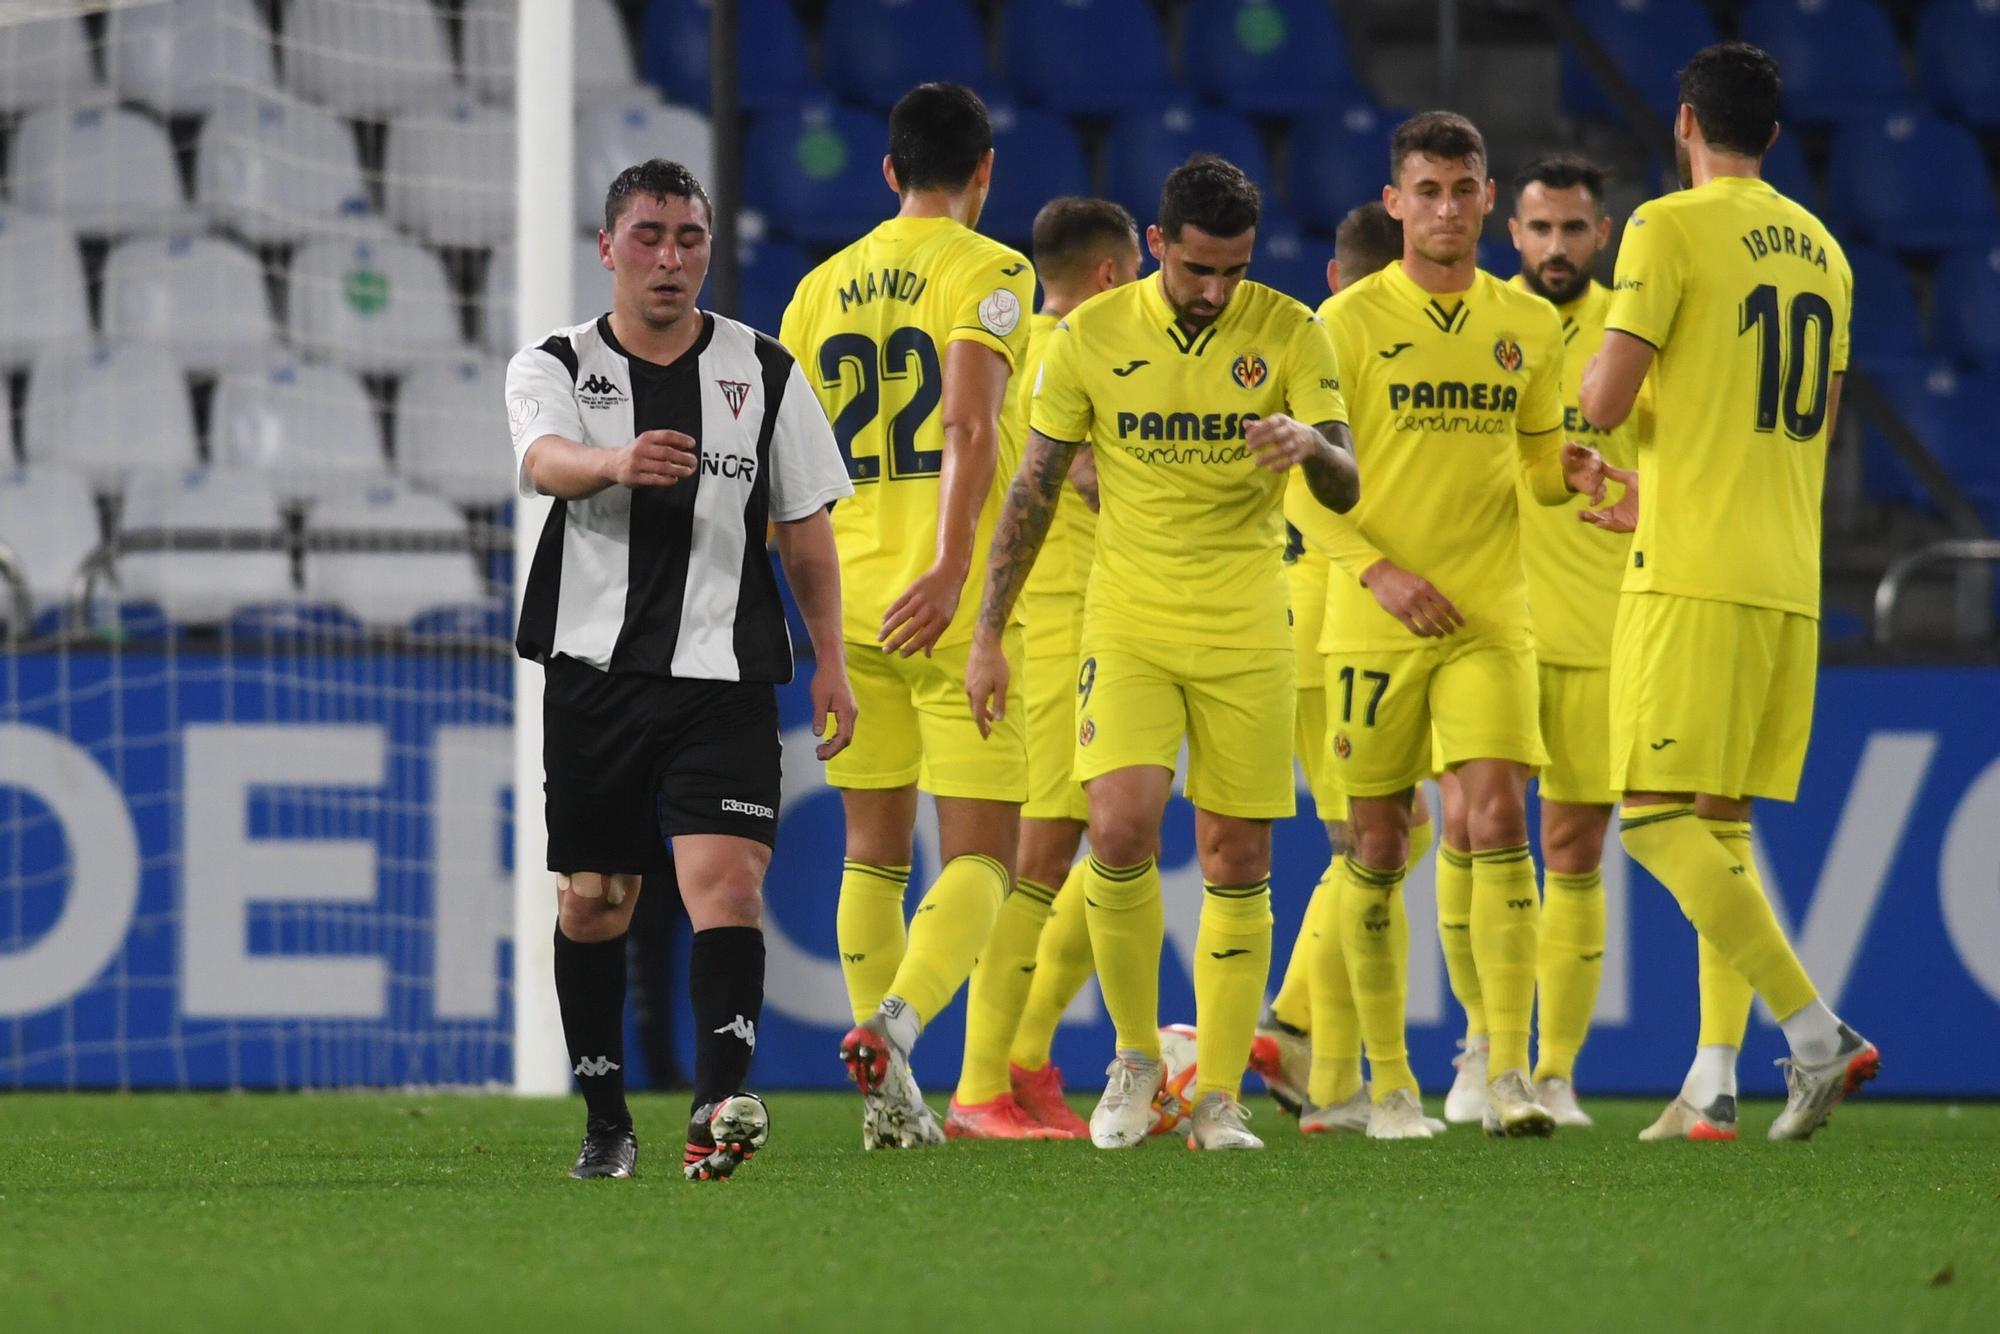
[639,0,813,111]
[1828,109,1998,252]
[1182,0,1360,120]
[980,103,1090,248]
[1740,0,1907,127]
[823,0,988,110]
[1859,357,1946,508]
[1478,235,1517,280]
[1934,241,2000,372]
[1561,0,1719,124]
[1869,366,2000,526]
[1917,0,2000,130]
[1761,130,1817,208]
[735,237,815,336]
[744,102,888,247]
[1845,246,1926,366]
[1249,212,1332,310]
[1103,105,1272,226]
[1000,0,1174,117]
[1288,100,1394,235]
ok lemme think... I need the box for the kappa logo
[1231,352,1269,390]
[721,797,775,819]
[713,1014,757,1050]
[573,1055,621,1077]
[717,379,751,418]
[1492,336,1524,373]
[578,373,626,409]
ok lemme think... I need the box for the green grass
[1,1094,1994,1333]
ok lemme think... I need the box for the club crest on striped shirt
[718,379,751,418]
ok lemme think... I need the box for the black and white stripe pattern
[507,313,851,683]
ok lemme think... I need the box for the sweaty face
[1386,153,1492,268]
[602,192,712,332]
[1510,181,1606,306]
[1147,223,1255,326]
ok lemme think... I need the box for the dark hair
[1678,42,1781,158]
[1031,196,1138,283]
[1158,154,1260,240]
[888,82,992,192]
[603,158,711,233]
[1334,201,1402,281]
[1511,152,1607,208]
[1389,110,1486,183]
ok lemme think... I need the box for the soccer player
[779,84,1046,1146]
[966,155,1360,1151]
[1579,42,1878,1141]
[510,159,858,1181]
[1286,112,1612,1139]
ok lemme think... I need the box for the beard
[1675,137,1693,190]
[1522,259,1591,306]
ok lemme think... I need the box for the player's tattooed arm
[1067,443,1100,513]
[976,429,1079,638]
[1304,420,1361,513]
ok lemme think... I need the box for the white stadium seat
[574,99,714,232]
[397,360,513,506]
[22,344,200,490]
[196,89,372,245]
[101,234,278,375]
[384,102,514,248]
[211,361,390,501]
[0,466,101,620]
[481,237,610,355]
[283,0,459,118]
[287,233,466,372]
[461,0,648,108]
[7,103,195,236]
[304,481,488,627]
[114,468,296,624]
[0,11,98,115]
[0,210,93,371]
[107,0,280,116]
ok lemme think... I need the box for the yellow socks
[836,860,911,1024]
[1533,868,1604,1083]
[1009,858,1096,1071]
[1268,860,1330,1033]
[1697,818,1757,1047]
[1081,855,1164,1059]
[1193,879,1273,1101]
[1338,854,1415,1099]
[1435,843,1484,1042]
[882,853,1008,1029]
[1406,814,1436,877]
[955,877,1054,1104]
[1470,843,1540,1078]
[1304,856,1362,1105]
[1620,805,1818,1021]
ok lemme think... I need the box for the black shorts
[542,655,782,873]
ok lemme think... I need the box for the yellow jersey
[1605,175,1850,618]
[1306,262,1568,652]
[779,215,1037,646]
[1510,277,1640,668]
[1029,274,1348,650]
[1016,310,1098,659]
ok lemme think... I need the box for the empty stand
[22,344,200,490]
[210,361,390,500]
[1183,0,1361,119]
[461,0,646,107]
[1935,242,2000,372]
[304,481,489,628]
[1104,105,1273,225]
[639,0,815,111]
[106,0,279,117]
[1740,0,1907,127]
[1916,0,2000,130]
[0,466,101,623]
[197,90,373,245]
[481,237,611,355]
[287,233,467,372]
[282,0,459,119]
[1001,0,1176,117]
[744,102,895,247]
[396,360,513,506]
[575,99,714,232]
[1845,245,1926,366]
[8,104,193,236]
[1288,100,1396,235]
[980,104,1092,246]
[0,10,96,115]
[1828,109,1998,251]
[0,211,92,371]
[385,101,515,248]
[113,467,296,625]
[823,0,990,110]
[1561,0,1719,123]
[101,234,278,375]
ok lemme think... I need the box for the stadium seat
[461,0,647,108]
[1182,0,1361,119]
[22,344,200,491]
[0,11,96,115]
[481,237,610,355]
[823,0,989,111]
[1761,130,1818,208]
[639,0,815,111]
[210,361,390,501]
[1935,242,2000,372]
[6,104,194,236]
[1561,0,1719,124]
[575,99,714,233]
[287,233,467,373]
[106,0,278,116]
[197,90,373,245]
[101,234,277,376]
[385,102,514,249]
[1827,109,1999,251]
[744,102,892,247]
[1740,0,1907,127]
[979,103,1091,247]
[1104,105,1274,227]
[304,481,489,628]
[1250,213,1332,310]
[734,238,816,338]
[1916,0,2000,130]
[396,360,512,507]
[1000,0,1175,117]
[1288,100,1395,235]
[0,466,102,626]
[1845,245,1926,367]
[114,467,297,626]
[1865,364,2000,525]
[0,211,92,371]
[282,0,459,119]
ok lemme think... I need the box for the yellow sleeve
[1282,311,1349,426]
[1519,304,1570,506]
[1026,318,1092,444]
[1831,247,1853,375]
[946,251,1036,370]
[1285,470,1384,579]
[1603,201,1684,350]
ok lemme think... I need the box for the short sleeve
[505,342,586,500]
[1603,202,1684,350]
[946,251,1036,369]
[1282,311,1349,426]
[1830,249,1853,375]
[1518,304,1565,437]
[1026,319,1093,445]
[768,359,856,521]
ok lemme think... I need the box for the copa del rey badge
[979,287,1022,337]
[717,379,751,418]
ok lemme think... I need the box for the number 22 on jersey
[816,327,943,483]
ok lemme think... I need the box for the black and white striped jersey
[507,312,852,683]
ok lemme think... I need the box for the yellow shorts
[1075,635,1296,820]
[1024,647,1090,822]
[1322,634,1546,798]
[826,629,1029,802]
[1293,685,1348,824]
[1287,551,1330,689]
[1609,592,1817,802]
[1538,663,1615,806]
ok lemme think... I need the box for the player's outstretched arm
[774,508,857,760]
[1578,332,1656,431]
[965,428,1079,736]
[521,430,698,500]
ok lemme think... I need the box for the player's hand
[1580,464,1639,534]
[964,633,1012,739]
[879,564,963,658]
[1561,441,1609,504]
[1245,414,1320,473]
[608,429,698,488]
[1363,558,1464,638]
[810,659,857,761]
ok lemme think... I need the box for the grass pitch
[1,1093,1994,1333]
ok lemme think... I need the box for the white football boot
[1444,1037,1489,1124]
[1768,1026,1881,1141]
[1186,1091,1264,1150]
[1637,1094,1738,1142]
[1533,1076,1594,1128]
[1299,1086,1371,1135]
[1482,1069,1555,1138]
[1249,1009,1311,1116]
[1365,1087,1436,1140]
[1090,1048,1166,1149]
